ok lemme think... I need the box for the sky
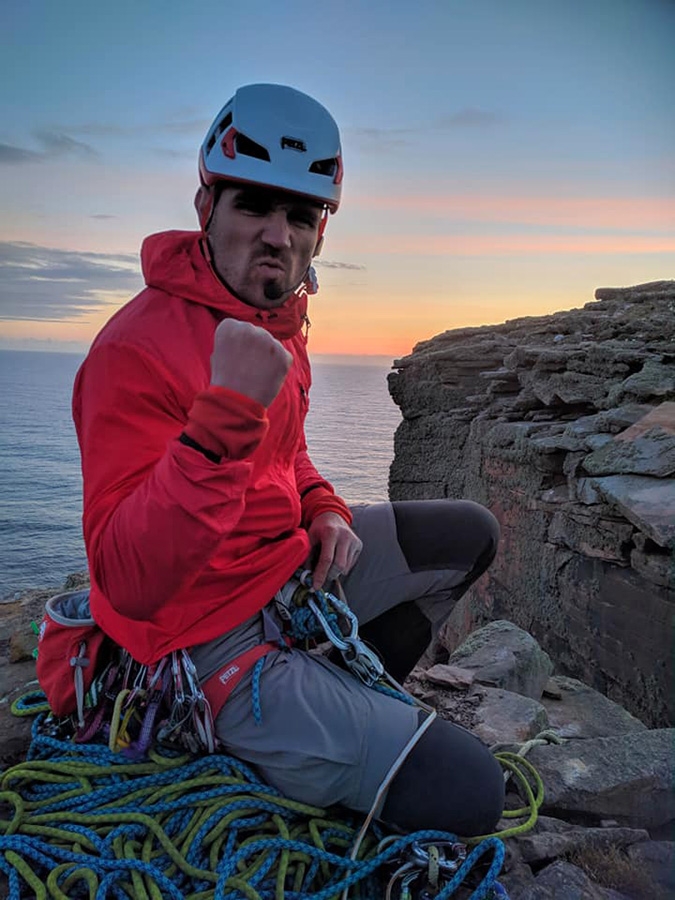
[1,0,673,358]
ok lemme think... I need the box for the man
[73,83,504,835]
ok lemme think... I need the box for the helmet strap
[313,210,329,257]
[194,184,216,232]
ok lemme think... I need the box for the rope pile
[0,717,517,900]
[4,582,548,898]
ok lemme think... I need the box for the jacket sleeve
[294,446,352,528]
[74,341,268,620]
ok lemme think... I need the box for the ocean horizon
[0,340,400,366]
[0,349,402,599]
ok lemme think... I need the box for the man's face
[206,185,324,309]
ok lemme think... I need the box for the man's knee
[381,713,505,837]
[392,499,500,577]
[461,500,500,580]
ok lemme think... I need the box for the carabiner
[307,596,349,651]
[341,636,384,686]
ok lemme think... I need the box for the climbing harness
[16,576,550,897]
[200,638,291,727]
[196,569,394,730]
[32,574,419,760]
[203,570,420,734]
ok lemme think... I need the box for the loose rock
[447,620,553,700]
[528,730,675,829]
[541,677,648,739]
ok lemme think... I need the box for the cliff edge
[389,281,675,728]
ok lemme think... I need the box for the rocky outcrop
[403,621,674,899]
[389,281,675,728]
[1,580,673,898]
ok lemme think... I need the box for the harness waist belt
[201,640,286,721]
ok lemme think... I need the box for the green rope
[5,669,549,897]
[10,691,51,717]
[465,752,544,843]
[490,728,564,757]
[0,722,381,898]
[0,719,511,899]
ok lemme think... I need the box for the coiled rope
[5,581,551,898]
[10,691,51,718]
[0,716,517,899]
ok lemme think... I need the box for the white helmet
[199,84,343,213]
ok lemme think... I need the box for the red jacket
[73,230,350,664]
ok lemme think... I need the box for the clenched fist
[211,319,292,407]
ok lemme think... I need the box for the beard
[262,278,287,301]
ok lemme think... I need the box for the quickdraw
[41,645,216,758]
[384,839,468,899]
[380,835,508,899]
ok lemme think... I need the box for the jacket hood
[140,230,309,339]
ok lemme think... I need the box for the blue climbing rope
[0,716,507,899]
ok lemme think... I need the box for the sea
[0,350,402,600]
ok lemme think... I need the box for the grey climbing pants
[190,499,504,835]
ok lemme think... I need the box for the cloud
[0,143,44,164]
[89,214,117,220]
[348,126,412,151]
[348,107,503,149]
[0,242,141,321]
[0,131,99,166]
[313,259,366,270]
[66,117,209,138]
[34,130,99,159]
[0,244,364,322]
[154,147,196,160]
[158,118,210,136]
[1,116,208,163]
[437,107,504,128]
[0,116,203,166]
[336,233,675,257]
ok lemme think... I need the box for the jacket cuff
[301,485,353,528]
[184,386,268,460]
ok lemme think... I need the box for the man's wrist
[179,432,222,464]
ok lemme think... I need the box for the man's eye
[238,205,265,215]
[290,211,319,228]
[236,198,268,215]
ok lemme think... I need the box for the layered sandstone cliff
[389,281,675,728]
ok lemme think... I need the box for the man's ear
[194,185,215,231]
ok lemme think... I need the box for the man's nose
[261,212,292,248]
